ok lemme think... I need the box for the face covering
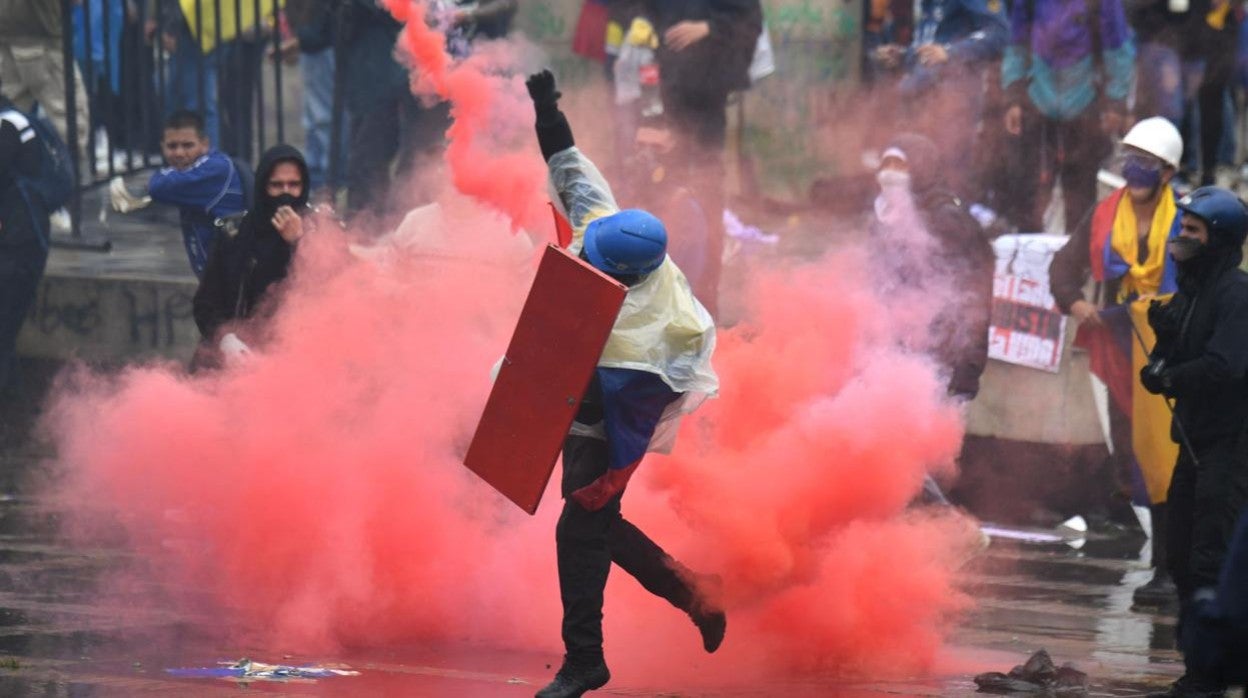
[1123,156,1163,190]
[874,169,914,225]
[876,168,911,191]
[270,192,301,211]
[1167,236,1206,262]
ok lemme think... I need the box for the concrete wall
[517,0,861,203]
[18,274,199,364]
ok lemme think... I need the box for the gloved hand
[1140,358,1170,395]
[108,176,152,213]
[526,69,575,160]
[570,461,640,511]
[1148,297,1182,338]
[219,332,252,364]
[526,69,562,111]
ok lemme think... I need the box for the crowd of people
[6,0,1248,696]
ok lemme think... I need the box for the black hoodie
[1148,237,1248,447]
[192,145,311,342]
[879,133,996,398]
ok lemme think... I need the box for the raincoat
[547,146,718,466]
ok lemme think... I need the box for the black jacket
[0,98,48,255]
[1148,248,1248,447]
[883,133,995,397]
[193,145,311,341]
[643,0,763,98]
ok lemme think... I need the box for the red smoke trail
[381,0,550,233]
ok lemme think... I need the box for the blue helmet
[1177,187,1248,247]
[583,209,668,277]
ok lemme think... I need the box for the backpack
[0,103,75,212]
[231,156,256,211]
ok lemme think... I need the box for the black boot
[535,659,610,698]
[691,605,727,653]
[1135,503,1179,611]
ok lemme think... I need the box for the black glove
[1140,359,1171,395]
[526,69,574,161]
[1148,298,1182,340]
[526,70,562,114]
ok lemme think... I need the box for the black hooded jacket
[1147,241,1248,448]
[193,145,311,341]
[878,133,996,398]
[642,0,763,98]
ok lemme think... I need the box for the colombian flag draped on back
[179,0,280,54]
[1074,187,1182,506]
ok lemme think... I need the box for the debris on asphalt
[165,657,361,682]
[973,649,1088,695]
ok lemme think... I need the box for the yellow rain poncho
[547,147,718,449]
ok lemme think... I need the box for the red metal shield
[464,245,626,514]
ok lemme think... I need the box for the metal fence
[58,0,336,249]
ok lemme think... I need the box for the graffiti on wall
[21,277,198,361]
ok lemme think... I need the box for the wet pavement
[0,424,1189,698]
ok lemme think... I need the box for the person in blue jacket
[999,0,1135,233]
[148,110,249,278]
[527,69,724,698]
[871,0,1008,198]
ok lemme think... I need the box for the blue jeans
[301,49,346,190]
[164,24,219,146]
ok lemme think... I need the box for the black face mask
[1167,237,1206,263]
[270,192,301,210]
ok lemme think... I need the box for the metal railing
[59,0,329,250]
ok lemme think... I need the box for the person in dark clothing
[872,133,994,398]
[528,70,725,698]
[193,144,314,366]
[297,0,446,217]
[635,0,762,319]
[1142,186,1248,698]
[1181,0,1238,185]
[640,0,761,151]
[1181,508,1248,690]
[869,133,994,507]
[0,92,51,399]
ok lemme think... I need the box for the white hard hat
[1122,117,1183,169]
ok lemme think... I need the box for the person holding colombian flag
[1048,116,1184,608]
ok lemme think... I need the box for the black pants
[346,92,448,217]
[1167,434,1248,681]
[0,242,49,399]
[557,436,697,666]
[1188,50,1235,186]
[220,39,262,162]
[1168,436,1248,598]
[1003,104,1111,233]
